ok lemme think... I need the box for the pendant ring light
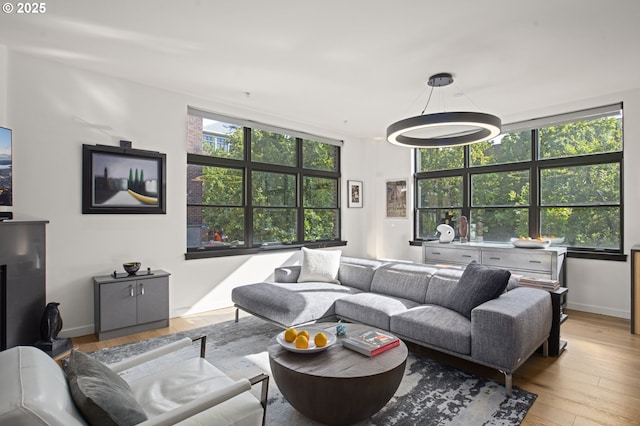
[386,73,501,148]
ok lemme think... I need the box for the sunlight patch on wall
[185,251,300,315]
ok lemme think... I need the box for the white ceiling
[1,0,639,141]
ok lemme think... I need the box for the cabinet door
[99,282,137,331]
[136,277,169,324]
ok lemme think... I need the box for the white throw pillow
[297,247,342,284]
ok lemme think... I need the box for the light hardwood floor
[72,308,640,426]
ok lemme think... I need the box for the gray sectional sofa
[232,256,552,395]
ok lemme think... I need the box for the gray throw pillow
[64,349,148,426]
[444,261,511,319]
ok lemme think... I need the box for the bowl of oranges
[276,327,337,353]
[510,236,551,248]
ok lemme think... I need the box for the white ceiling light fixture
[386,73,502,148]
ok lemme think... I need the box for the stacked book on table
[516,275,560,291]
[342,329,400,357]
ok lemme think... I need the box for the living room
[0,1,639,424]
[0,0,638,336]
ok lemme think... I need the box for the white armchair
[0,337,269,426]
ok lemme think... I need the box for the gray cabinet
[93,270,170,340]
[423,242,566,282]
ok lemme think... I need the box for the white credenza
[422,242,567,282]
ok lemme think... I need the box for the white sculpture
[437,224,455,243]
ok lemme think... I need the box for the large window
[187,108,342,258]
[415,104,623,258]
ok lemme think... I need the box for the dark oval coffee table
[268,323,408,426]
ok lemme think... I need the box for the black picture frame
[82,144,166,214]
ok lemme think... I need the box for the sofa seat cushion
[0,346,87,426]
[390,305,472,354]
[232,282,358,327]
[370,263,438,304]
[128,357,263,426]
[335,292,421,330]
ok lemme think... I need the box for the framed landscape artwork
[347,180,363,208]
[0,127,12,206]
[82,144,166,214]
[386,179,407,218]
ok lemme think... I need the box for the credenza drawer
[481,250,551,273]
[424,246,480,265]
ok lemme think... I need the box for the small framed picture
[386,179,407,218]
[347,180,363,208]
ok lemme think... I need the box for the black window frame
[412,104,625,261]
[186,108,345,259]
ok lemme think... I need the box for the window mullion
[297,138,304,243]
[529,129,540,237]
[245,127,253,247]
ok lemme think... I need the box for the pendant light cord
[420,85,435,115]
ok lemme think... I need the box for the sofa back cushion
[371,263,438,303]
[338,257,386,292]
[506,276,519,291]
[274,265,301,283]
[0,346,87,426]
[424,268,464,306]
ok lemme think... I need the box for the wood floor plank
[525,401,577,426]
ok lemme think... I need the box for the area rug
[88,317,536,425]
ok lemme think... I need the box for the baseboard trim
[59,324,95,339]
[566,302,629,319]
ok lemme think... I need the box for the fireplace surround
[0,219,48,350]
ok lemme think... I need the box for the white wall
[3,50,637,338]
[0,44,6,124]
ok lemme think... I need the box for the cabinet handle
[462,255,472,258]
[489,257,501,260]
[129,285,135,297]
[432,252,441,255]
[140,283,145,295]
[529,260,542,264]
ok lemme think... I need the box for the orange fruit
[314,332,328,347]
[284,327,298,343]
[295,334,309,349]
[298,330,310,340]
